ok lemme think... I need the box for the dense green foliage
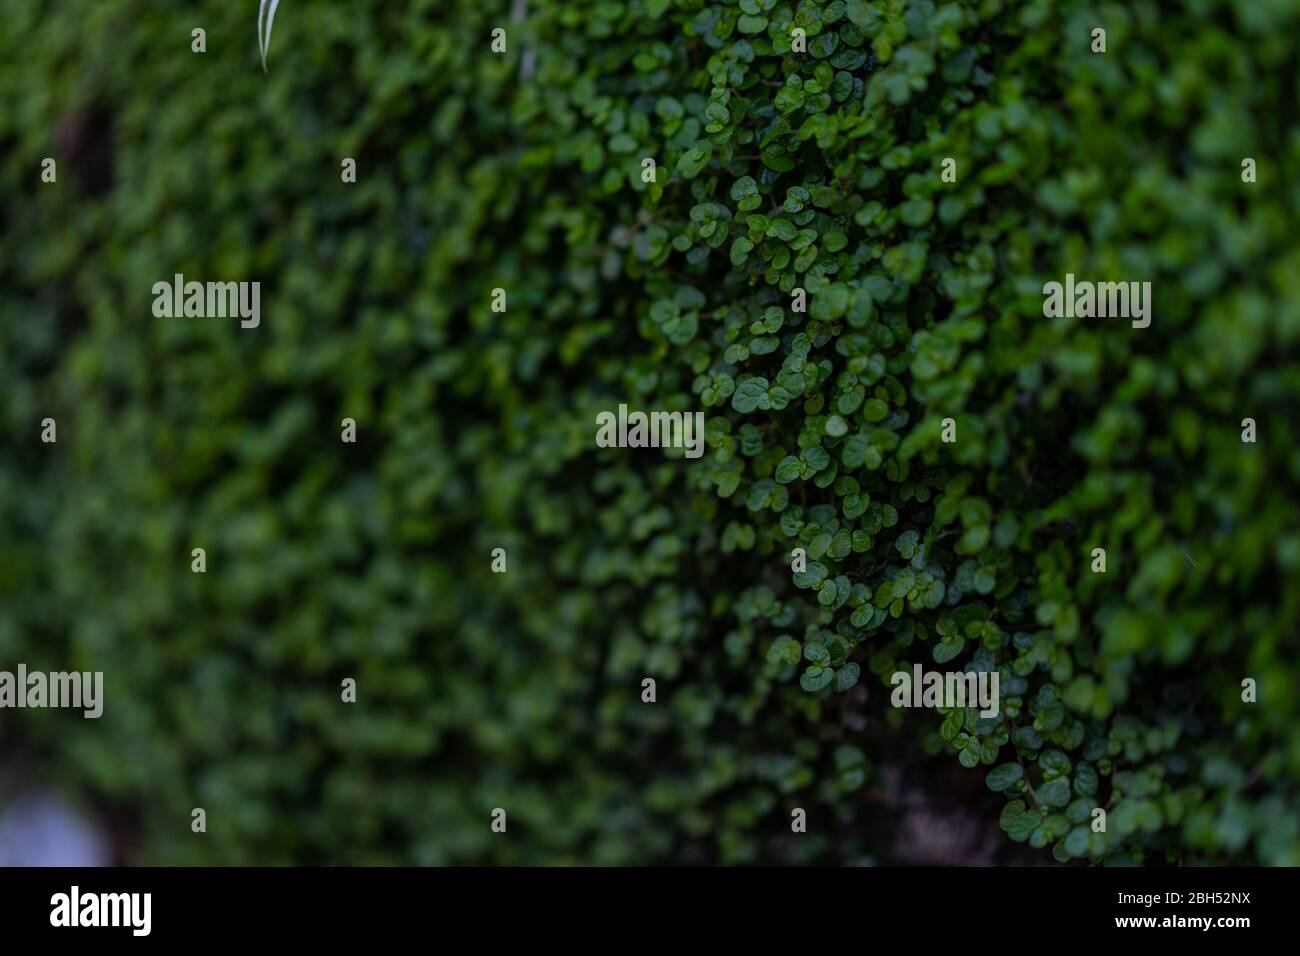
[2,0,1297,865]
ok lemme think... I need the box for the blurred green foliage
[2,0,1298,865]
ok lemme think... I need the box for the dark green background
[1,0,1297,865]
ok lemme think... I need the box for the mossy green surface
[1,0,1297,864]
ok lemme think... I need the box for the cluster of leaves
[1,0,1298,865]
[613,0,1300,864]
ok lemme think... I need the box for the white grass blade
[266,0,280,67]
[258,0,267,71]
[258,0,281,72]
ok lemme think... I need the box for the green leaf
[730,237,755,266]
[1064,827,1091,858]
[933,638,964,664]
[732,378,770,413]
[676,144,712,178]
[999,799,1026,830]
[775,455,803,483]
[800,665,834,692]
[1006,811,1039,842]
[730,176,760,212]
[802,445,830,471]
[768,218,798,242]
[1040,750,1072,779]
[803,642,831,665]
[986,763,1024,792]
[862,398,889,422]
[1074,763,1100,797]
[1011,726,1043,750]
[896,530,919,559]
[767,635,801,665]
[832,663,860,692]
[1037,778,1071,808]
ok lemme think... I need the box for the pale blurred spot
[0,794,110,867]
